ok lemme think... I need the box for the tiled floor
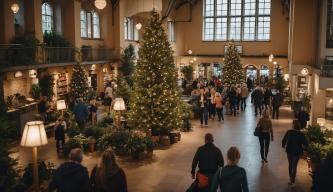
[12,103,312,192]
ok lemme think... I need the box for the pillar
[24,0,43,42]
[0,0,15,44]
[62,0,81,48]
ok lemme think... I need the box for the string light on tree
[222,41,245,85]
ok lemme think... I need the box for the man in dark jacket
[73,98,89,130]
[251,86,264,116]
[297,107,309,129]
[54,117,66,153]
[198,89,210,126]
[191,133,224,191]
[49,148,90,192]
[272,91,284,119]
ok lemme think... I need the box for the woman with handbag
[256,109,274,163]
[211,147,249,192]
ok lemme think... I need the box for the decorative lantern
[136,22,142,30]
[14,71,23,78]
[29,69,37,78]
[95,0,107,10]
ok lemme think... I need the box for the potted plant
[126,134,146,160]
[144,137,155,158]
[85,127,104,153]
[159,127,171,146]
[29,84,41,100]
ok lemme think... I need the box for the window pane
[93,12,100,38]
[216,0,228,16]
[257,16,270,40]
[204,0,214,17]
[41,3,53,33]
[203,18,214,40]
[124,18,128,40]
[230,0,242,16]
[229,17,241,40]
[87,13,92,38]
[244,0,256,15]
[215,17,227,40]
[168,21,175,42]
[80,10,87,37]
[258,0,271,15]
[243,17,256,40]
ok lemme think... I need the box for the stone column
[24,0,43,42]
[0,0,15,44]
[62,0,81,48]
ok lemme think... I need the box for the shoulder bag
[254,120,262,137]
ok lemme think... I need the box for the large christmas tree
[222,41,245,85]
[129,11,182,134]
[69,62,89,99]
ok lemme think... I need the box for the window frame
[124,17,139,41]
[41,2,54,34]
[168,21,176,42]
[202,0,271,42]
[80,10,101,40]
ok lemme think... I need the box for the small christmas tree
[70,62,89,99]
[129,11,182,134]
[222,41,245,85]
[120,44,136,86]
[115,77,131,107]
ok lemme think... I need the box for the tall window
[168,21,175,42]
[203,0,271,41]
[124,17,139,41]
[42,2,53,33]
[80,10,101,39]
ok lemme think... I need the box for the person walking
[90,99,98,126]
[256,110,274,163]
[263,88,272,110]
[272,90,284,119]
[214,92,224,121]
[54,116,67,153]
[251,86,264,116]
[90,148,127,192]
[240,84,248,111]
[211,146,249,192]
[297,107,309,129]
[105,83,113,112]
[73,98,89,130]
[282,120,309,187]
[191,133,224,191]
[48,148,90,192]
[227,86,237,117]
[209,88,216,120]
[198,89,209,126]
[236,84,242,112]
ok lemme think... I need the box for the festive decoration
[115,77,131,107]
[38,71,54,100]
[129,11,182,135]
[222,41,245,85]
[69,62,89,99]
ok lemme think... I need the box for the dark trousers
[272,106,280,119]
[230,103,237,116]
[216,107,224,121]
[56,139,65,152]
[255,104,262,116]
[259,133,270,160]
[237,97,241,110]
[199,107,208,125]
[240,97,246,111]
[76,120,86,130]
[287,154,300,183]
[209,103,216,119]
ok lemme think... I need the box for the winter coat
[227,90,237,105]
[212,165,249,192]
[73,103,89,122]
[54,123,65,140]
[90,166,127,192]
[215,96,223,108]
[282,129,308,156]
[251,89,264,105]
[240,87,248,98]
[48,162,90,192]
[272,93,284,107]
[264,90,272,105]
[297,111,310,129]
[191,143,224,175]
[198,94,210,108]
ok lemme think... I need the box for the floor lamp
[21,121,48,191]
[113,98,126,128]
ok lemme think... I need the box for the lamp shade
[56,100,66,110]
[113,98,126,111]
[317,118,326,127]
[95,0,107,10]
[21,121,48,147]
[11,3,19,13]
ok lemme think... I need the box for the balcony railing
[321,65,333,77]
[0,44,116,69]
[81,48,116,62]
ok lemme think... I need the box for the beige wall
[169,0,289,57]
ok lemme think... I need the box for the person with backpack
[190,133,224,192]
[255,110,274,163]
[211,146,249,192]
[282,120,309,187]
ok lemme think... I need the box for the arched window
[80,10,87,37]
[92,12,100,38]
[41,2,53,33]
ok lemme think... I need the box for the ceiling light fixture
[95,0,107,10]
[11,3,19,14]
